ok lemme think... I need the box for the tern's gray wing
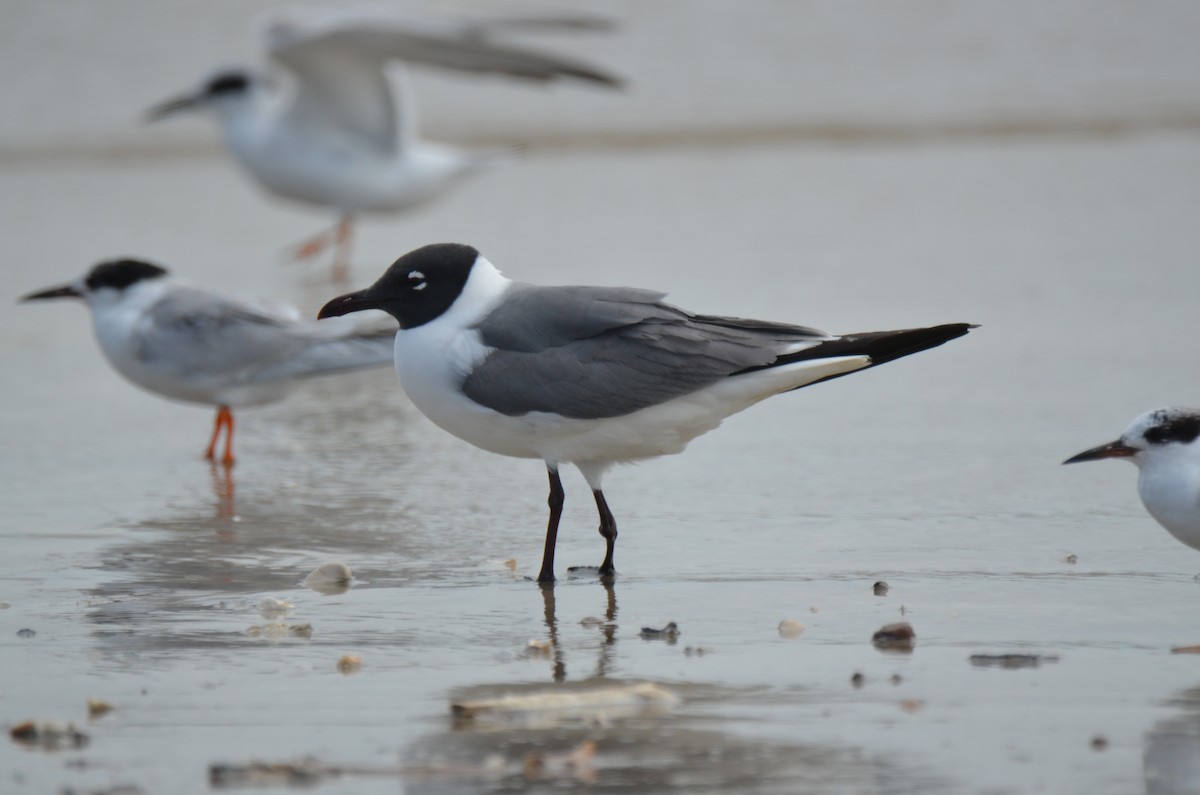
[461,285,830,420]
[131,286,309,380]
[265,10,621,154]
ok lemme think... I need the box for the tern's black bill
[20,284,82,302]
[144,94,200,123]
[1062,440,1138,465]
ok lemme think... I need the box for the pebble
[969,653,1059,669]
[777,619,805,638]
[336,654,362,674]
[10,720,89,750]
[1064,553,1078,564]
[873,581,889,596]
[1090,735,1109,751]
[872,622,916,651]
[16,628,35,638]
[639,622,680,640]
[247,622,313,639]
[579,616,605,627]
[86,699,115,718]
[850,672,865,688]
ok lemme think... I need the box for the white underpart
[393,256,871,491]
[1132,442,1200,551]
[214,95,481,213]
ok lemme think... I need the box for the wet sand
[3,4,1200,793]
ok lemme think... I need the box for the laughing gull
[319,243,975,582]
[146,9,622,280]
[22,258,395,465]
[1064,408,1200,553]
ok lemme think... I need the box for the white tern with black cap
[146,8,622,280]
[22,259,395,465]
[320,243,975,582]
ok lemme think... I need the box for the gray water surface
[3,4,1200,794]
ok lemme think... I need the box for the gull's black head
[318,243,480,329]
[21,258,169,303]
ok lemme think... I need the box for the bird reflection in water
[538,578,618,684]
[208,462,238,532]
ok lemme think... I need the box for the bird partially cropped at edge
[318,243,976,583]
[21,258,397,465]
[1064,408,1200,554]
[145,9,623,281]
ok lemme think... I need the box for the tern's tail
[767,323,976,390]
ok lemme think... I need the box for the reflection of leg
[331,214,355,283]
[539,579,566,682]
[537,466,565,583]
[594,489,617,577]
[210,461,236,522]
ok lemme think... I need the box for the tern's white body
[1133,441,1200,551]
[211,90,484,214]
[392,258,869,484]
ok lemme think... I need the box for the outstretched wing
[264,10,622,154]
[461,284,832,420]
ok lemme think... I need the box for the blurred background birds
[146,8,623,281]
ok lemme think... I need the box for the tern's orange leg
[287,227,335,262]
[220,408,236,467]
[204,405,235,466]
[330,214,355,283]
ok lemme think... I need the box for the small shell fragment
[1064,554,1078,564]
[524,638,553,657]
[303,562,353,595]
[504,558,518,572]
[86,699,115,719]
[336,654,362,674]
[777,619,805,638]
[247,622,313,639]
[258,598,295,619]
[451,682,677,727]
[579,616,605,627]
[10,720,89,750]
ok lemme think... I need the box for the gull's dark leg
[594,489,618,577]
[537,466,565,583]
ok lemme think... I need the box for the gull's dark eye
[408,270,427,291]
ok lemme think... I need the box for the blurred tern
[22,258,396,465]
[1064,408,1200,553]
[146,9,622,281]
[319,243,975,582]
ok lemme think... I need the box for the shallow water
[4,4,1200,794]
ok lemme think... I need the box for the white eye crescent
[408,270,427,291]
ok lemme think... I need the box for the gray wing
[461,285,830,419]
[132,287,307,380]
[265,10,622,154]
